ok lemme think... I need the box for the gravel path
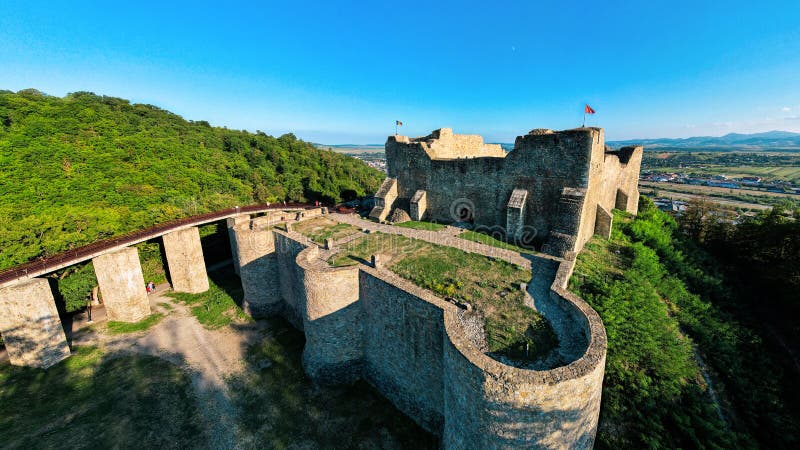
[71,285,264,449]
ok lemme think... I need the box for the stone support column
[227,214,250,275]
[0,278,71,368]
[93,247,150,322]
[162,227,209,293]
[232,223,280,317]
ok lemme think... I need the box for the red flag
[585,104,596,114]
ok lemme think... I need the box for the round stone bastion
[285,231,607,449]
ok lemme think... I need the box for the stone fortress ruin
[371,127,643,256]
[0,126,643,448]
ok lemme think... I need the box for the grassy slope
[395,220,446,231]
[459,229,536,254]
[168,270,251,329]
[0,347,205,449]
[227,319,437,448]
[330,233,556,361]
[571,199,799,448]
[292,216,360,243]
[0,324,438,448]
[0,89,383,270]
[106,313,165,334]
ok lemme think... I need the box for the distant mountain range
[607,130,800,151]
[320,130,800,153]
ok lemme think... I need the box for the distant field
[639,186,771,211]
[652,165,800,184]
[641,151,800,184]
[317,144,385,154]
[639,181,798,210]
[639,181,797,199]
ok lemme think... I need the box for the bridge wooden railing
[0,202,317,285]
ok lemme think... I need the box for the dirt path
[72,286,264,449]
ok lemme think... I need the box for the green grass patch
[564,199,800,448]
[157,301,174,311]
[0,346,205,449]
[394,220,446,231]
[571,222,731,448]
[226,319,437,447]
[137,240,169,285]
[331,233,555,362]
[293,216,361,243]
[459,229,536,254]
[106,313,164,334]
[168,271,250,329]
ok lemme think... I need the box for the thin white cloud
[782,106,792,112]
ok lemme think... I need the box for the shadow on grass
[227,317,439,449]
[0,346,207,449]
[168,270,250,330]
[106,313,165,335]
[207,265,246,310]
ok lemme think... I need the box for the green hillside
[571,199,799,448]
[0,89,383,270]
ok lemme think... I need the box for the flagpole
[582,111,586,128]
[395,121,397,136]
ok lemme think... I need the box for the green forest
[2,89,800,447]
[0,89,383,271]
[571,198,799,448]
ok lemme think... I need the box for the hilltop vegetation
[0,89,383,270]
[571,199,799,448]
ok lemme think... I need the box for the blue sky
[1,0,799,143]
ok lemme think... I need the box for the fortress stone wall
[0,206,608,448]
[232,221,607,449]
[373,127,642,256]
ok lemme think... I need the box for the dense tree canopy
[0,89,383,270]
[572,198,799,448]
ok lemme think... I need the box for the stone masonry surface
[162,227,210,294]
[0,278,71,368]
[0,203,607,446]
[371,127,642,257]
[92,247,151,322]
[229,211,608,448]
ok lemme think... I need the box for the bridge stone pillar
[227,214,250,275]
[232,221,280,317]
[0,278,71,368]
[162,227,209,294]
[93,247,151,322]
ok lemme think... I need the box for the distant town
[321,143,800,217]
[640,170,800,195]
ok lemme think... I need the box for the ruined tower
[370,127,643,256]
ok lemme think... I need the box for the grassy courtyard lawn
[330,233,556,361]
[227,319,437,448]
[459,229,536,254]
[0,346,205,449]
[395,220,446,231]
[293,216,361,243]
[106,313,164,334]
[168,271,251,329]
